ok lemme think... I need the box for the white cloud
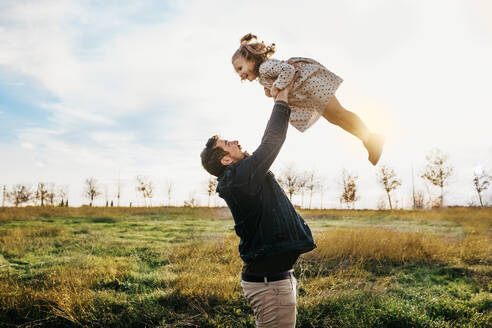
[20,142,33,150]
[0,0,491,207]
[42,103,115,126]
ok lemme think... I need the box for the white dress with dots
[258,57,343,132]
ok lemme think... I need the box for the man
[200,78,316,327]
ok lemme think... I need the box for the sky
[0,0,491,208]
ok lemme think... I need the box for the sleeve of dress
[259,59,296,90]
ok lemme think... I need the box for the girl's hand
[270,86,280,98]
[264,87,272,98]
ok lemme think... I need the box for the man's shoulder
[217,162,242,190]
[217,159,261,195]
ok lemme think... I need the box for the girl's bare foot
[364,134,385,166]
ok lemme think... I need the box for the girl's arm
[260,59,296,92]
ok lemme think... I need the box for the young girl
[232,33,384,166]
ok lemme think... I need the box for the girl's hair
[232,33,275,75]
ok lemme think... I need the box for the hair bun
[240,33,257,44]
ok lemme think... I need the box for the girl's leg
[322,96,370,143]
[322,96,384,165]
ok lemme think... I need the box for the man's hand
[270,86,280,98]
[274,71,300,103]
[264,87,272,98]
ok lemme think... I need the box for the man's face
[215,138,247,165]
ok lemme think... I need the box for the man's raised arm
[238,73,299,187]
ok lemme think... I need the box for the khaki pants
[240,276,297,328]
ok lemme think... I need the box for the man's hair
[200,135,229,177]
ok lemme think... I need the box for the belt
[241,270,294,283]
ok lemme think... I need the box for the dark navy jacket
[216,101,316,264]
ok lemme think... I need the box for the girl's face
[232,56,257,81]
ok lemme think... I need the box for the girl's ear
[221,155,233,166]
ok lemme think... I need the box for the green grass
[0,207,490,327]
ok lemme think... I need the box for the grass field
[0,206,491,327]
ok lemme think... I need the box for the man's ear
[221,155,233,166]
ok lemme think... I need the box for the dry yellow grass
[306,228,491,266]
[169,234,243,300]
[0,226,65,257]
[302,207,492,234]
[0,207,490,327]
[1,254,132,325]
[168,207,492,302]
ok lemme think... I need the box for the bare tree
[35,182,49,206]
[472,169,491,207]
[103,184,110,207]
[278,165,303,202]
[414,190,425,209]
[136,176,154,207]
[298,172,309,209]
[147,180,155,206]
[46,183,56,206]
[423,180,433,209]
[136,177,145,206]
[305,170,321,210]
[206,176,218,207]
[57,185,69,207]
[318,176,328,209]
[421,149,454,207]
[116,174,122,207]
[7,184,33,207]
[84,178,101,206]
[165,180,174,206]
[411,164,417,209]
[340,170,359,209]
[1,185,6,207]
[376,165,402,210]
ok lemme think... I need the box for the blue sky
[1,0,492,208]
[0,70,55,140]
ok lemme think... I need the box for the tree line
[1,183,69,207]
[0,177,172,208]
[201,148,490,209]
[1,148,491,209]
[274,149,490,209]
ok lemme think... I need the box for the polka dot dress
[259,57,343,132]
